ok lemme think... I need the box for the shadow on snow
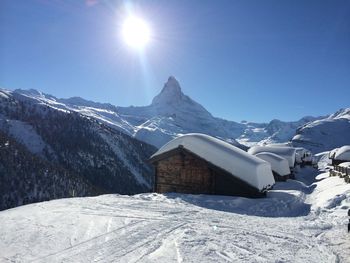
[165,189,311,217]
[163,167,321,218]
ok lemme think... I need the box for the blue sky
[1,0,349,122]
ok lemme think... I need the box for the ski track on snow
[0,167,349,262]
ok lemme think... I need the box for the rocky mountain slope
[0,130,96,210]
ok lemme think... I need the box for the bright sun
[122,16,150,49]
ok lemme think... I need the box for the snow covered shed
[339,162,350,168]
[149,133,275,198]
[331,146,350,165]
[265,142,293,147]
[248,146,296,168]
[329,148,339,159]
[295,147,313,165]
[254,152,291,181]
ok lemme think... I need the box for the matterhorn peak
[166,75,180,86]
[151,76,184,105]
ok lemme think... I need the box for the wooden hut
[254,152,291,181]
[295,147,313,165]
[330,146,350,166]
[149,133,275,198]
[248,146,296,168]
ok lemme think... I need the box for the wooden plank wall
[156,151,213,194]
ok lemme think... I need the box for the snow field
[1,164,350,262]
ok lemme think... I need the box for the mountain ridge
[3,76,349,151]
[0,89,156,210]
[292,107,350,152]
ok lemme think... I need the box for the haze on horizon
[0,0,349,122]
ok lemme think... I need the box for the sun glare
[122,16,150,49]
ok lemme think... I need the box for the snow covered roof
[265,142,293,147]
[150,133,275,191]
[295,147,311,154]
[334,146,350,161]
[254,152,290,176]
[295,147,312,163]
[329,148,339,159]
[248,146,296,167]
[338,162,350,168]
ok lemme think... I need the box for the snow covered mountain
[0,89,156,210]
[117,76,246,148]
[5,76,324,150]
[237,116,320,146]
[0,77,349,209]
[117,77,320,148]
[292,108,350,153]
[2,76,348,152]
[0,130,98,210]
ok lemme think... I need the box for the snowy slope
[0,130,96,210]
[117,77,246,148]
[0,89,156,210]
[0,166,349,262]
[0,118,50,155]
[237,117,319,146]
[292,108,350,153]
[9,89,136,136]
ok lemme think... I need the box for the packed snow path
[0,167,350,262]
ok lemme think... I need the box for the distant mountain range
[2,76,349,151]
[3,77,330,148]
[1,77,349,209]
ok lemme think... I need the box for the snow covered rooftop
[334,145,350,161]
[254,152,290,176]
[248,146,296,167]
[295,147,311,154]
[265,142,293,147]
[329,148,339,159]
[295,147,312,163]
[338,162,350,168]
[151,133,275,191]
